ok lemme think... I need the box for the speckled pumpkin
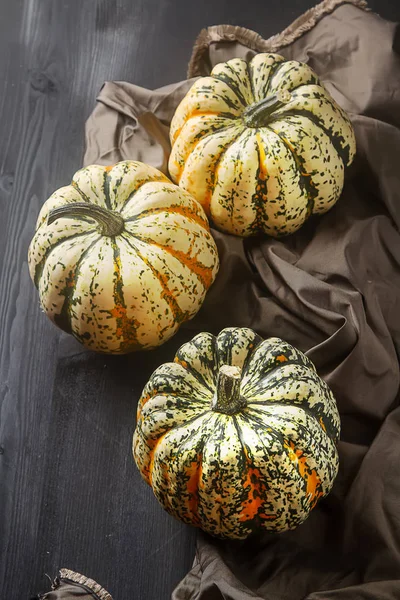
[28,161,219,354]
[133,327,340,539]
[169,53,356,237]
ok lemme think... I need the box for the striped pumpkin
[133,327,340,539]
[169,53,356,237]
[28,161,219,354]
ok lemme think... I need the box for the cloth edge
[187,0,370,77]
[59,569,113,600]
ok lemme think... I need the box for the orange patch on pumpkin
[146,431,169,486]
[174,357,188,369]
[239,449,275,523]
[108,248,142,351]
[138,392,151,412]
[184,457,202,524]
[256,133,268,181]
[202,190,212,216]
[151,241,215,290]
[109,301,141,346]
[276,354,288,363]
[66,271,76,288]
[285,440,323,507]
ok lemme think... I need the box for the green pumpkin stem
[243,90,292,128]
[47,202,125,236]
[211,365,246,415]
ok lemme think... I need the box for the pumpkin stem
[211,365,246,415]
[243,90,292,128]
[47,202,125,236]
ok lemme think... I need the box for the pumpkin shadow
[55,327,202,415]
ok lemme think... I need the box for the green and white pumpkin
[28,161,219,354]
[169,53,356,237]
[133,327,340,539]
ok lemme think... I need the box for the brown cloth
[84,0,400,598]
[34,570,112,600]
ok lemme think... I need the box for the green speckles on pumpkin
[169,53,355,237]
[133,328,340,539]
[28,162,219,354]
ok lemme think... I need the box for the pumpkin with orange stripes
[28,161,219,354]
[168,53,356,237]
[133,327,340,539]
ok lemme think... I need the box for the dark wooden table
[0,1,399,599]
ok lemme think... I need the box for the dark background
[0,1,399,599]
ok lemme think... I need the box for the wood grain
[0,1,399,599]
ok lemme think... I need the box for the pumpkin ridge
[251,131,271,232]
[274,108,351,166]
[283,77,319,94]
[218,59,255,103]
[283,439,325,509]
[216,330,235,369]
[141,396,210,419]
[171,111,238,147]
[166,412,215,453]
[178,424,213,524]
[211,73,250,109]
[124,202,208,230]
[232,416,277,526]
[118,176,169,213]
[202,417,231,534]
[172,122,240,185]
[260,58,292,99]
[136,406,212,486]
[244,371,339,440]
[243,370,329,402]
[102,170,112,210]
[173,332,219,392]
[246,399,336,437]
[147,429,170,485]
[156,414,214,504]
[71,180,91,204]
[131,233,215,290]
[109,163,130,209]
[248,54,285,103]
[244,408,336,460]
[201,127,246,215]
[52,235,102,334]
[238,410,295,491]
[270,63,319,95]
[244,363,331,389]
[140,364,213,404]
[237,409,288,450]
[245,397,329,425]
[215,327,262,371]
[173,357,215,394]
[209,129,255,227]
[182,453,204,523]
[264,125,317,216]
[238,410,323,522]
[242,357,309,390]
[120,234,189,326]
[134,236,205,298]
[33,228,97,288]
[245,62,256,105]
[103,239,142,352]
